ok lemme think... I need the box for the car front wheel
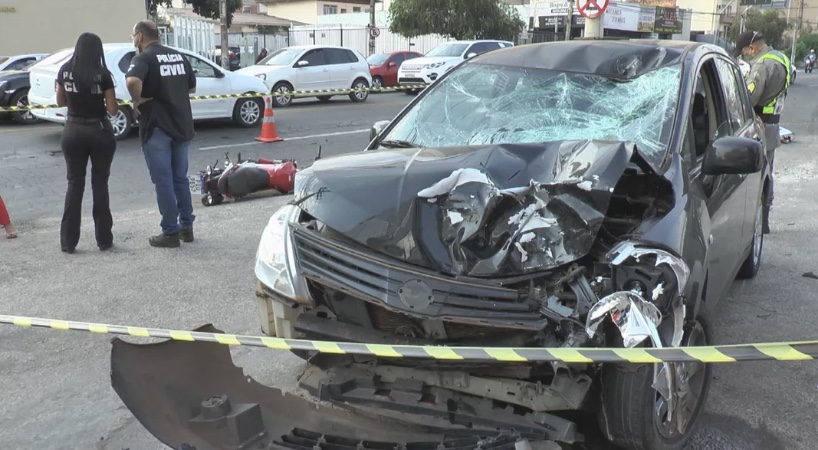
[232,96,263,127]
[349,78,369,103]
[597,307,713,450]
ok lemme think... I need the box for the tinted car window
[467,42,500,56]
[7,58,34,70]
[714,57,749,132]
[391,53,406,66]
[301,49,326,66]
[119,52,135,74]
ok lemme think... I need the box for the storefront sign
[638,7,656,32]
[531,0,581,16]
[628,0,677,8]
[603,3,641,32]
[0,6,16,12]
[654,6,683,34]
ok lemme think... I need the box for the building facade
[0,0,147,55]
[258,0,382,25]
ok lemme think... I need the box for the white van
[27,43,270,140]
[397,40,514,93]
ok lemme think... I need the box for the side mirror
[296,60,309,67]
[702,136,764,176]
[215,69,225,78]
[370,119,391,142]
[466,52,477,59]
[388,61,396,67]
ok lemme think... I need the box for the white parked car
[397,40,514,93]
[236,45,372,107]
[0,53,47,71]
[27,43,269,140]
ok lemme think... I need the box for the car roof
[471,39,711,79]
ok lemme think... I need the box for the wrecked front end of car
[111,43,714,450]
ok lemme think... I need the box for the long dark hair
[68,32,111,93]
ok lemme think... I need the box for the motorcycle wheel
[202,193,224,207]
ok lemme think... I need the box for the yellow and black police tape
[2,314,817,363]
[0,84,428,113]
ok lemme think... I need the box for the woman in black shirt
[56,32,119,253]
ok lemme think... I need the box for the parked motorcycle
[190,152,298,207]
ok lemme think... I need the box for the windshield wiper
[379,139,417,148]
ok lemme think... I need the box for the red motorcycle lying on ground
[190,152,298,207]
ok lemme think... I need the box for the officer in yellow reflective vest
[734,30,791,234]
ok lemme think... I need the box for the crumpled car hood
[293,141,653,277]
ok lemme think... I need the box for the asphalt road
[0,81,817,450]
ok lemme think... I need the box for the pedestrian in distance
[0,195,17,239]
[125,20,197,248]
[55,32,119,254]
[734,30,791,235]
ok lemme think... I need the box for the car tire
[201,193,223,207]
[316,95,332,102]
[349,78,369,103]
[737,195,764,279]
[596,306,713,450]
[232,95,263,128]
[109,104,133,141]
[271,81,294,107]
[10,89,41,125]
[372,76,384,92]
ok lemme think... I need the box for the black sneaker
[181,229,194,243]
[149,232,181,248]
[99,243,113,251]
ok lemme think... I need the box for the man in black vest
[125,20,197,248]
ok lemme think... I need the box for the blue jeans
[142,127,195,235]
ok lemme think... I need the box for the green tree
[387,0,526,41]
[150,0,242,27]
[795,33,818,62]
[727,9,788,49]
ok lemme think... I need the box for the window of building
[353,6,361,12]
[323,4,338,14]
[341,8,346,13]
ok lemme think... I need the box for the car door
[183,53,231,118]
[714,55,764,264]
[384,52,406,86]
[294,48,330,92]
[686,57,749,304]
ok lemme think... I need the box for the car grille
[367,302,518,340]
[291,226,546,330]
[274,428,525,450]
[399,77,426,84]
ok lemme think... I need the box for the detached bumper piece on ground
[110,325,563,450]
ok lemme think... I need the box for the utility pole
[794,0,805,65]
[369,0,376,56]
[220,0,230,70]
[564,0,574,41]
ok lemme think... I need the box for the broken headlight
[254,204,309,304]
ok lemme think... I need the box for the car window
[406,53,419,60]
[685,59,731,165]
[185,54,217,78]
[344,49,361,63]
[118,52,135,74]
[391,53,406,66]
[7,58,34,70]
[325,48,349,65]
[467,42,500,57]
[714,57,750,133]
[300,49,326,66]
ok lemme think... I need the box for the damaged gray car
[110,40,771,450]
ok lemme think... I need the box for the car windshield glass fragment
[367,53,390,65]
[426,43,469,57]
[260,49,301,65]
[381,62,682,166]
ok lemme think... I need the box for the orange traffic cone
[255,95,284,143]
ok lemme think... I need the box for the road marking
[197,129,369,151]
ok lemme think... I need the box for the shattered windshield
[426,43,469,57]
[380,62,682,167]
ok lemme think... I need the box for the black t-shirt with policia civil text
[125,43,196,143]
[56,62,115,119]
